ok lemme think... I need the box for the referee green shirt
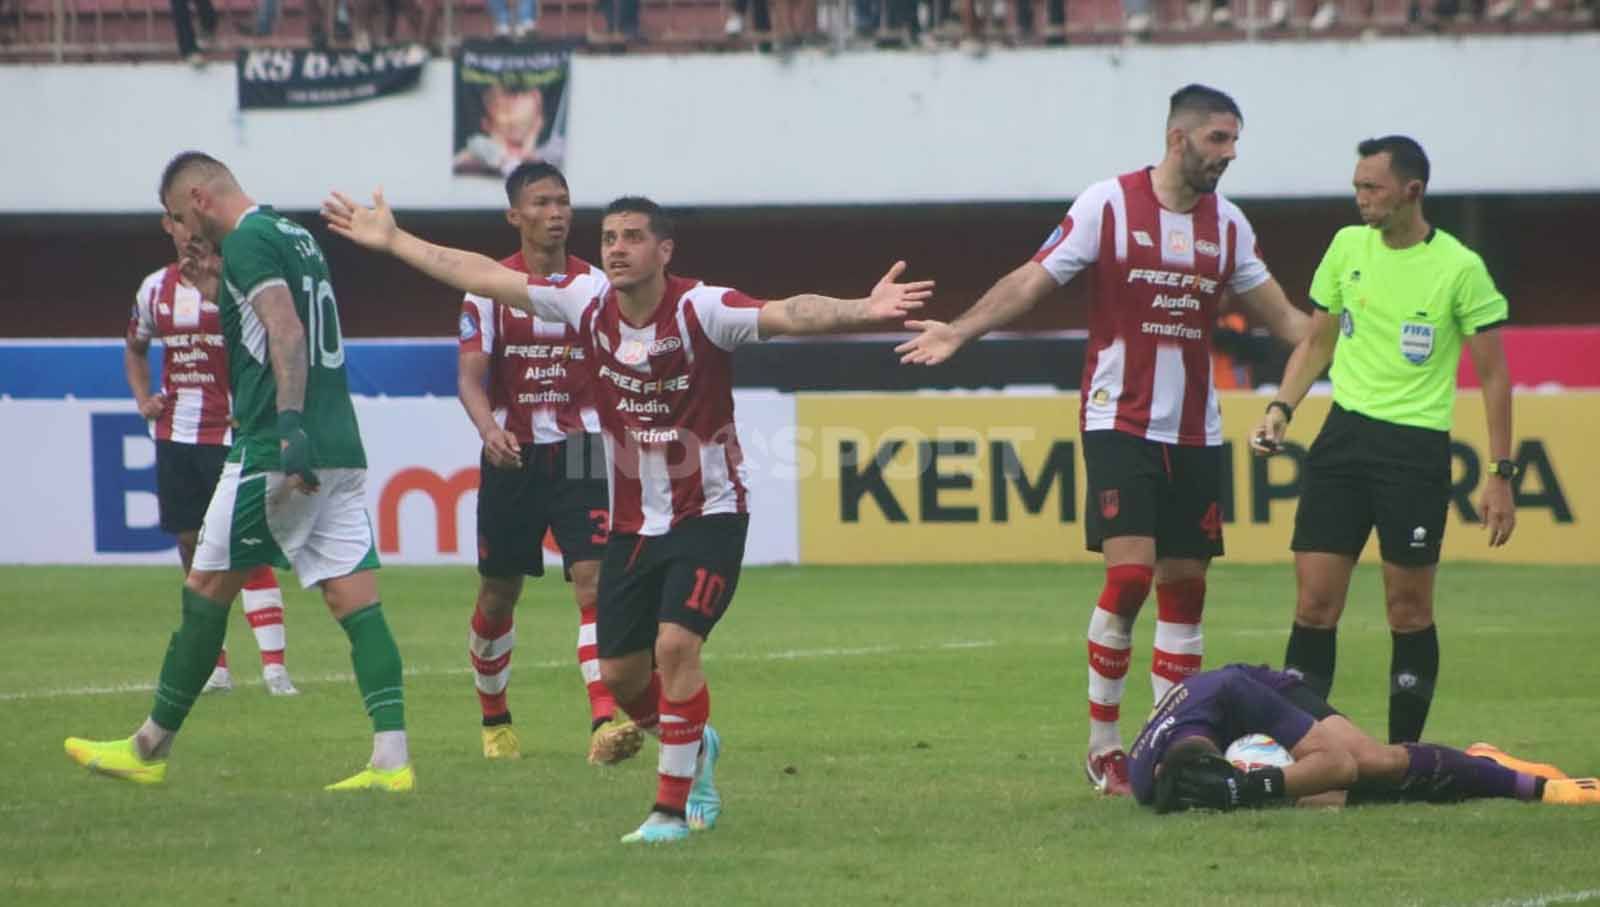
[1309,225,1509,432]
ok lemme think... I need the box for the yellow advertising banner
[794,392,1597,565]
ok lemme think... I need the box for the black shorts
[477,432,609,580]
[1082,430,1225,559]
[156,440,230,534]
[596,513,749,659]
[1292,404,1450,567]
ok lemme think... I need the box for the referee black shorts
[1291,403,1451,567]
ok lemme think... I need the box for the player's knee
[1294,591,1342,628]
[1384,596,1433,632]
[599,658,643,700]
[1099,563,1154,619]
[477,576,521,616]
[653,628,703,675]
[572,581,599,612]
[1328,748,1360,789]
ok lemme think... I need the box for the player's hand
[179,241,222,301]
[137,395,166,420]
[321,188,397,253]
[277,411,320,495]
[481,427,523,470]
[864,261,933,322]
[1250,408,1289,456]
[1169,753,1245,812]
[895,319,964,366]
[1479,476,1516,547]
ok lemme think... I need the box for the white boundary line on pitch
[0,639,996,703]
[1477,891,1600,907]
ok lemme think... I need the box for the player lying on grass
[1130,663,1599,812]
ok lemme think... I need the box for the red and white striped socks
[655,684,709,816]
[1086,564,1153,754]
[241,566,286,667]
[468,605,515,724]
[578,605,618,726]
[618,671,663,738]
[1151,578,1206,703]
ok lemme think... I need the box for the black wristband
[276,409,305,439]
[1240,767,1289,807]
[1266,400,1294,423]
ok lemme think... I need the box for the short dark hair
[603,196,674,241]
[1357,135,1430,188]
[158,151,230,205]
[504,161,569,206]
[1168,84,1243,126]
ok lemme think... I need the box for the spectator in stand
[489,0,538,39]
[725,0,772,38]
[1017,0,1066,42]
[1264,0,1340,30]
[170,0,217,64]
[1125,0,1230,34]
[597,0,640,38]
[1486,0,1594,20]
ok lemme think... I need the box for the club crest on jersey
[1091,388,1111,406]
[1100,489,1120,520]
[1167,231,1190,255]
[1400,321,1434,364]
[616,338,649,366]
[459,312,479,341]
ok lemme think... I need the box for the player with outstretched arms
[898,84,1309,796]
[322,188,931,843]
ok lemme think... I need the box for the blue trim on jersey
[0,339,460,398]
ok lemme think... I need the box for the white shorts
[193,461,380,588]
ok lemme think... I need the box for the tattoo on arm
[780,295,863,334]
[252,285,308,414]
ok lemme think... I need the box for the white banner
[0,395,800,567]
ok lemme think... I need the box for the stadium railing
[0,0,1591,61]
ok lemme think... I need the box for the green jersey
[1310,225,1509,432]
[219,206,366,470]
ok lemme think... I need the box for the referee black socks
[1389,624,1440,744]
[1283,622,1337,700]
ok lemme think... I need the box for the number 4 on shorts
[1199,503,1222,542]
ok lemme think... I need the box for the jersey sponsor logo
[598,364,689,395]
[547,272,567,283]
[629,427,681,444]
[1400,321,1435,364]
[1194,239,1220,258]
[648,336,683,356]
[523,364,568,382]
[169,348,212,366]
[459,312,479,341]
[158,304,172,316]
[1038,225,1064,252]
[1167,230,1190,255]
[517,389,571,405]
[1339,310,1355,337]
[508,308,528,319]
[1132,230,1154,248]
[1410,525,1428,549]
[1140,321,1204,341]
[1126,268,1219,295]
[617,397,671,415]
[504,343,577,359]
[1151,293,1201,315]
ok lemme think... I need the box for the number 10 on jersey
[301,276,346,369]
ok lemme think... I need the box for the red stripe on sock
[1098,564,1153,619]
[245,606,284,629]
[215,649,228,669]
[1089,701,1121,723]
[260,649,285,666]
[471,652,512,675]
[471,605,513,640]
[478,690,508,720]
[1156,578,1206,624]
[656,775,693,812]
[620,672,662,733]
[1087,641,1132,680]
[242,566,279,592]
[1151,650,1203,682]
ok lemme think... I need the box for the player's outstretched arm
[1235,276,1311,345]
[322,189,532,315]
[895,261,1055,366]
[1467,329,1515,547]
[757,260,933,339]
[1249,307,1339,455]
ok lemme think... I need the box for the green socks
[149,587,232,732]
[339,603,406,733]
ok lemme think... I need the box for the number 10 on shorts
[686,568,727,618]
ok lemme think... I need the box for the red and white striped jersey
[128,264,233,446]
[460,252,603,445]
[1033,168,1271,446]
[524,271,765,536]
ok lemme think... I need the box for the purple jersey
[1127,664,1319,805]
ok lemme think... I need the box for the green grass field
[3,563,1598,906]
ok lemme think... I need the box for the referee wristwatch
[1490,459,1518,480]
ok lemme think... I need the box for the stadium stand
[0,0,1590,61]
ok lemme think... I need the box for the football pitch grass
[3,563,1598,906]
